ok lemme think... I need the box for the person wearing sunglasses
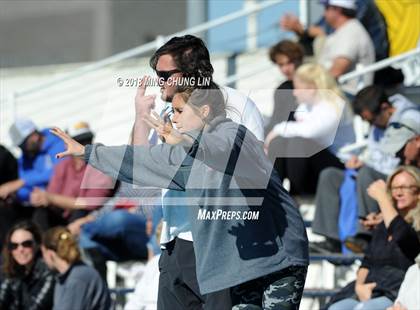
[0,220,55,310]
[129,35,265,309]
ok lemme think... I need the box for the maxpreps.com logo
[197,209,259,221]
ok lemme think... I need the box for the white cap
[320,0,357,10]
[9,118,37,146]
[66,121,94,142]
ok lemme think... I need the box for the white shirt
[319,19,375,95]
[271,97,355,158]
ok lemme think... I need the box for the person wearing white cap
[318,0,375,95]
[0,118,65,206]
[29,122,113,231]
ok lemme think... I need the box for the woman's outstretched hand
[50,127,85,158]
[143,111,185,145]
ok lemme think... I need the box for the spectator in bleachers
[312,86,420,253]
[41,226,110,310]
[265,63,355,195]
[29,122,114,231]
[266,40,304,134]
[327,165,420,310]
[0,145,19,252]
[0,118,64,206]
[280,0,389,61]
[0,220,55,310]
[67,183,162,279]
[317,0,375,95]
[386,254,420,310]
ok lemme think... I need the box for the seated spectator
[0,118,64,205]
[312,86,420,253]
[29,122,114,231]
[0,145,19,252]
[317,0,375,95]
[280,0,389,61]
[68,182,162,279]
[386,254,420,310]
[265,63,355,195]
[41,226,110,310]
[0,221,55,310]
[327,166,420,310]
[266,40,304,134]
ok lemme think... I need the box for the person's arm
[329,57,352,78]
[132,76,155,146]
[67,214,95,235]
[270,102,341,140]
[50,127,186,190]
[367,180,397,227]
[387,216,420,261]
[355,267,377,302]
[0,179,24,199]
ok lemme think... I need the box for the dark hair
[174,81,226,122]
[149,35,214,81]
[42,227,80,265]
[269,40,304,66]
[353,85,390,116]
[2,220,41,278]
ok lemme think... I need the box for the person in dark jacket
[0,220,55,310]
[0,145,19,253]
[41,226,110,310]
[50,84,309,309]
[327,166,420,310]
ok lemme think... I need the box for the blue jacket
[17,129,65,202]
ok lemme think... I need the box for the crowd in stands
[0,0,419,309]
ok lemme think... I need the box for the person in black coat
[327,166,420,310]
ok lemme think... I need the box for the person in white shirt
[318,0,375,95]
[265,63,355,195]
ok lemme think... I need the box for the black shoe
[309,239,342,254]
[344,234,371,253]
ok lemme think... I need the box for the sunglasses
[156,69,181,82]
[8,239,34,251]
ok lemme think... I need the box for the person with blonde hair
[265,63,355,195]
[327,166,420,310]
[41,227,110,310]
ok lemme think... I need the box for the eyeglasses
[156,69,181,82]
[391,185,419,193]
[8,240,34,251]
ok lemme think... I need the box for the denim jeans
[79,210,150,261]
[329,296,393,310]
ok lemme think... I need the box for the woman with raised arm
[327,166,420,310]
[51,83,309,309]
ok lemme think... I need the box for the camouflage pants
[231,266,307,310]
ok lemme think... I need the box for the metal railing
[13,0,286,99]
[221,47,420,87]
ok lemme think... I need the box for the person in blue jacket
[0,118,64,206]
